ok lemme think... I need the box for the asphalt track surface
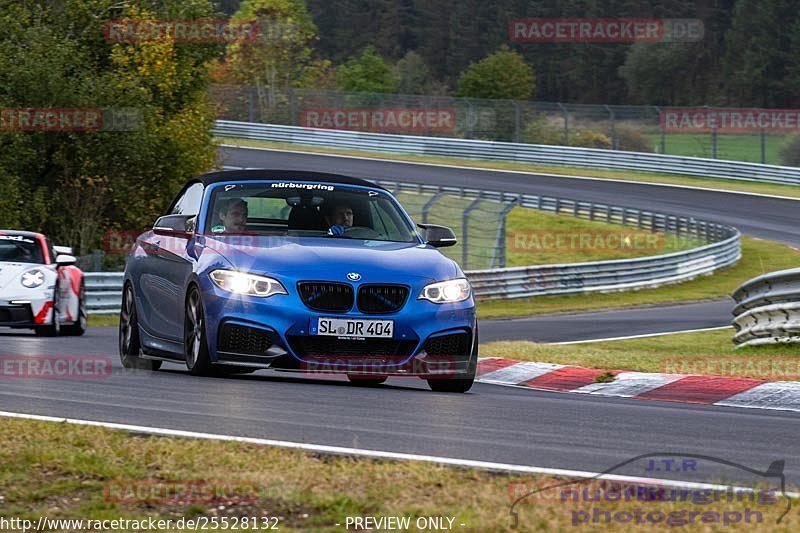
[1,326,799,488]
[2,147,800,490]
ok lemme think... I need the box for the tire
[426,326,478,393]
[347,375,388,386]
[184,286,213,376]
[119,284,161,371]
[62,282,88,336]
[34,284,61,337]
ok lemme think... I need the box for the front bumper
[200,277,477,377]
[0,304,35,327]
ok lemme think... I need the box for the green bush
[521,115,563,145]
[569,130,612,149]
[613,125,655,153]
[779,135,800,167]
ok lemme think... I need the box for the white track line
[2,410,794,498]
[547,326,732,345]
[219,143,800,202]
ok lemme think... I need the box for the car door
[138,182,204,342]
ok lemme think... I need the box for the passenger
[323,202,354,236]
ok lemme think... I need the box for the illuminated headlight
[419,279,471,304]
[20,269,45,289]
[210,270,287,298]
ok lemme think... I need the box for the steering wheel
[343,226,382,239]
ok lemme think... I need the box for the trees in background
[0,0,218,252]
[455,47,535,100]
[336,46,397,93]
[224,0,331,107]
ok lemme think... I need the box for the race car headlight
[210,270,287,298]
[20,269,45,289]
[418,278,471,304]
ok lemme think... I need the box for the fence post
[513,100,521,143]
[495,199,519,269]
[558,103,569,144]
[92,249,103,272]
[466,99,475,139]
[711,127,718,159]
[605,105,616,149]
[761,130,766,164]
[422,191,445,224]
[289,87,297,126]
[248,86,256,122]
[462,196,484,269]
[654,106,665,154]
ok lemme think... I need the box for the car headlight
[419,278,471,304]
[210,270,287,298]
[20,269,45,289]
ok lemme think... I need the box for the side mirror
[55,254,77,267]
[418,224,457,248]
[53,245,73,256]
[153,215,195,237]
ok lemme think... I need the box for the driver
[216,198,248,233]
[323,202,354,236]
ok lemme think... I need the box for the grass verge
[218,137,800,200]
[477,237,800,319]
[481,328,800,380]
[1,417,795,531]
[88,315,119,328]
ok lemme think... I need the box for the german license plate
[315,318,394,338]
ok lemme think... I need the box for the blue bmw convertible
[120,170,478,392]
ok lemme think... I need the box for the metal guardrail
[85,272,124,315]
[214,120,800,186]
[732,268,800,347]
[86,178,741,312]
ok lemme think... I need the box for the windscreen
[205,181,420,244]
[0,235,44,264]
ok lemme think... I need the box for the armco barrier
[213,121,800,186]
[87,179,741,313]
[732,268,800,347]
[85,272,124,315]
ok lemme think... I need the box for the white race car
[0,230,87,336]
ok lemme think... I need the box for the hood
[0,262,52,291]
[202,235,460,283]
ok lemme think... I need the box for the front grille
[357,285,409,314]
[298,282,353,312]
[288,336,417,358]
[423,333,471,357]
[0,306,32,324]
[218,324,273,355]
